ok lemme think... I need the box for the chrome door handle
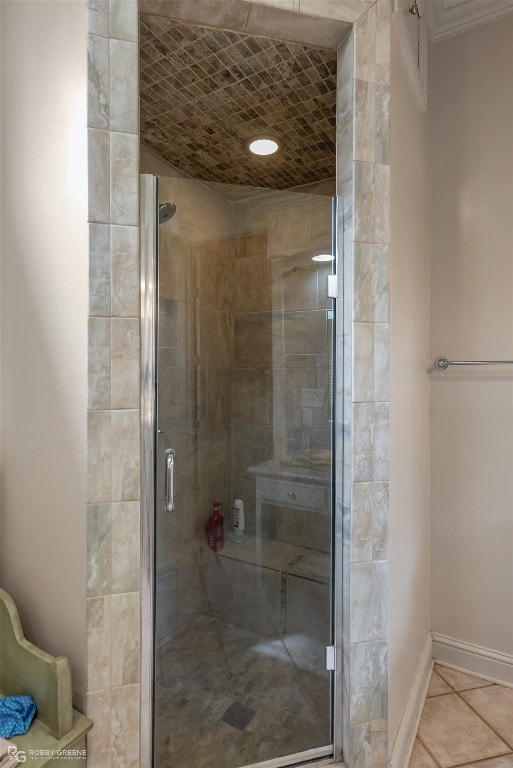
[165,448,175,512]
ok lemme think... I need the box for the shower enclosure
[141,172,339,768]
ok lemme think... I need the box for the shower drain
[221,701,256,731]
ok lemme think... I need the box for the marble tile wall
[158,174,234,541]
[250,0,375,24]
[86,1,141,766]
[155,177,234,645]
[337,3,391,767]
[85,1,391,766]
[231,228,273,530]
[266,194,334,465]
[160,237,234,527]
[230,192,333,541]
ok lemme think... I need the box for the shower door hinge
[325,645,336,671]
[327,274,338,299]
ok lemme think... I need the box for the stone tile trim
[338,2,391,767]
[86,1,141,766]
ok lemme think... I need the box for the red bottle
[204,502,224,551]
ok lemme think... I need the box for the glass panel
[154,176,335,768]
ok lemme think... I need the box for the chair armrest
[0,589,73,740]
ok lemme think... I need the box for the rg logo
[7,745,27,763]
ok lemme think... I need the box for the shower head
[159,202,176,224]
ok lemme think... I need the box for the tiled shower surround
[86,0,390,766]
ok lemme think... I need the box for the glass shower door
[152,174,336,768]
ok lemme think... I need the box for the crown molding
[428,0,513,43]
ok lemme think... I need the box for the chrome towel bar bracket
[435,357,513,370]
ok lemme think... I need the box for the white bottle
[232,498,245,535]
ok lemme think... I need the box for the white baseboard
[389,634,513,768]
[432,633,513,688]
[390,635,433,768]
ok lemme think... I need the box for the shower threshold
[239,745,333,768]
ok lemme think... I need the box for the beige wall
[388,24,431,751]
[0,0,88,705]
[430,16,513,656]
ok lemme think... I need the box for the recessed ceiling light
[312,253,334,262]
[248,137,280,156]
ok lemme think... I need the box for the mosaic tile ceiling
[140,15,337,189]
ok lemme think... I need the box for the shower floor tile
[409,666,513,768]
[154,612,330,768]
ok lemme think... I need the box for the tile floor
[154,612,331,768]
[409,664,513,768]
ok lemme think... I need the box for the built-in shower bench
[218,534,330,585]
[0,588,92,767]
[198,460,332,643]
[209,535,330,646]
